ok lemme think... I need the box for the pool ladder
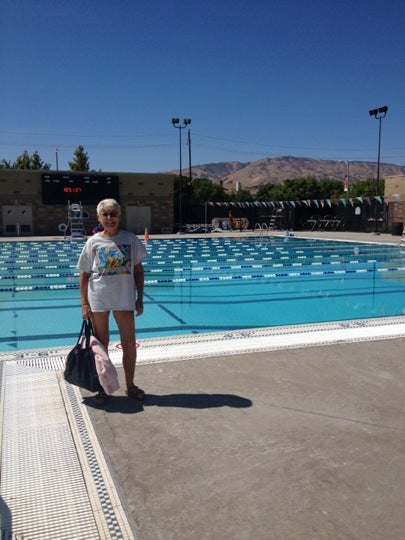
[254,222,270,236]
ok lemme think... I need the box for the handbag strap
[77,319,94,348]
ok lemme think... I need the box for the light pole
[187,125,192,186]
[171,118,191,231]
[342,160,349,194]
[340,160,350,231]
[369,106,388,234]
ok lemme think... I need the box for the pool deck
[1,228,404,244]
[1,231,405,539]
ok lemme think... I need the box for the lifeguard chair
[64,201,87,238]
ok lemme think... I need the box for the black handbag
[64,319,103,392]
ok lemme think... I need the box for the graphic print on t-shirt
[94,244,132,275]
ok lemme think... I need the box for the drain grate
[0,362,135,539]
[0,363,101,539]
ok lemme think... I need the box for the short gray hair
[96,199,121,216]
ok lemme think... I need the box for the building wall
[0,169,174,236]
[385,175,405,231]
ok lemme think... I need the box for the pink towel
[79,336,120,395]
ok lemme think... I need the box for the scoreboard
[42,173,119,204]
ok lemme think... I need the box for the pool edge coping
[2,315,405,364]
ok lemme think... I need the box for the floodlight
[171,117,192,231]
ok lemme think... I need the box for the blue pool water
[1,236,405,352]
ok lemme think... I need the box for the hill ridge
[170,156,405,190]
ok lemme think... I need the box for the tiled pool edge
[132,316,405,363]
[1,316,405,364]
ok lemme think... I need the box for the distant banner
[208,195,400,208]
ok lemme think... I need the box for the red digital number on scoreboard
[63,187,82,193]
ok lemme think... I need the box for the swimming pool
[1,236,405,352]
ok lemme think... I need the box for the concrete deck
[84,338,405,540]
[1,230,405,539]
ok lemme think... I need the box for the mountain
[187,161,247,182]
[171,156,405,191]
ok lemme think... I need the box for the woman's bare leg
[113,310,137,390]
[90,311,110,350]
[90,311,111,402]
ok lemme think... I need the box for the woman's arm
[134,263,144,316]
[79,272,92,319]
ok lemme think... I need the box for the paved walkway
[84,338,405,540]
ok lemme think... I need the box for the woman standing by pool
[77,198,147,405]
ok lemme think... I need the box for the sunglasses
[100,211,119,218]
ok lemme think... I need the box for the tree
[282,176,321,199]
[13,150,31,169]
[190,177,228,202]
[346,178,384,197]
[256,176,345,202]
[256,182,287,201]
[68,145,90,171]
[0,159,12,168]
[316,178,345,201]
[229,188,253,202]
[30,151,49,170]
[12,150,50,169]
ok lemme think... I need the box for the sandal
[93,390,109,406]
[126,385,145,401]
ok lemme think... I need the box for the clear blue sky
[1,0,404,173]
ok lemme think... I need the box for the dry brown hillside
[171,156,405,191]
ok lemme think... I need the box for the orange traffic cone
[144,227,149,241]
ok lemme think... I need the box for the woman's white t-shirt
[77,230,147,311]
